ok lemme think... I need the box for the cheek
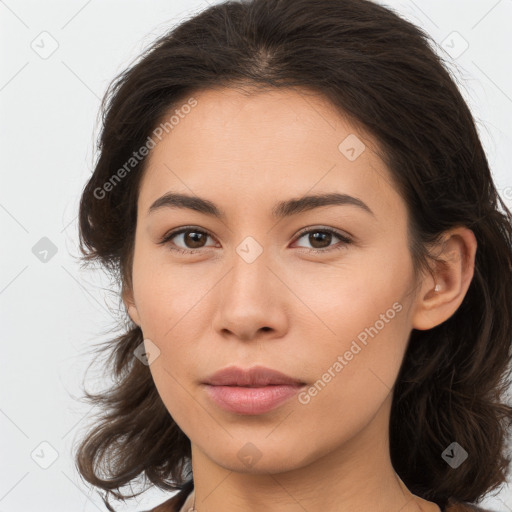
[131,245,212,342]
[148,356,192,425]
[291,252,412,433]
[130,248,214,420]
[297,301,409,435]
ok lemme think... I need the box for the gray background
[1,0,511,510]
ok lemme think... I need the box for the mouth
[203,382,306,415]
[202,364,307,414]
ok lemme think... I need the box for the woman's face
[125,87,425,473]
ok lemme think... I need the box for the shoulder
[446,498,500,512]
[140,482,194,512]
[139,495,182,512]
[142,491,500,512]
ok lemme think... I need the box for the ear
[122,287,141,327]
[412,227,477,331]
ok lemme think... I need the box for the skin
[123,87,477,512]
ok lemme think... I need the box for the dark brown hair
[74,0,512,510]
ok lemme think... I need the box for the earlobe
[411,227,477,331]
[127,304,141,327]
[122,289,141,327]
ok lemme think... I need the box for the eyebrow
[147,191,375,219]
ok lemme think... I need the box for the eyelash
[157,225,353,255]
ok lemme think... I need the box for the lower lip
[204,384,304,415]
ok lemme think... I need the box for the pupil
[186,231,205,248]
[310,231,331,248]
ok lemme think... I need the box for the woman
[74,0,512,511]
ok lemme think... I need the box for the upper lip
[203,365,305,387]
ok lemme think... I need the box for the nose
[211,247,289,342]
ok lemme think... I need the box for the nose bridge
[227,236,274,299]
[212,235,287,339]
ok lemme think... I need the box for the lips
[202,365,306,415]
[203,365,306,387]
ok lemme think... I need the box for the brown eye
[181,230,208,248]
[159,227,216,254]
[307,231,333,249]
[293,227,352,253]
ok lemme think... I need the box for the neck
[188,394,440,512]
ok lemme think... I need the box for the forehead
[138,87,404,221]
